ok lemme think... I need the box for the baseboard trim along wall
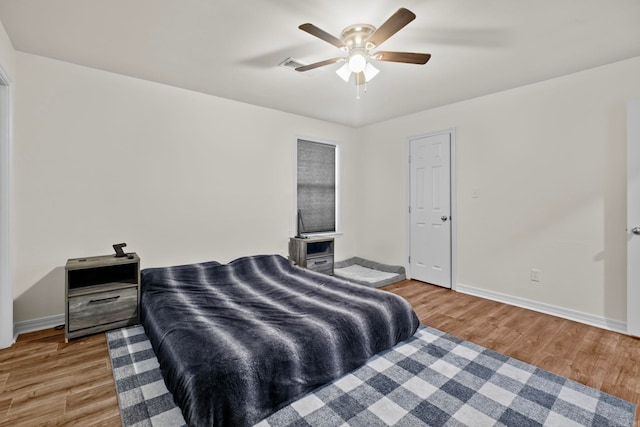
[12,284,628,340]
[13,313,64,342]
[455,283,627,335]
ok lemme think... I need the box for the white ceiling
[0,0,639,127]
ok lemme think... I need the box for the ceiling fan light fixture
[348,54,366,73]
[363,62,379,82]
[336,63,351,82]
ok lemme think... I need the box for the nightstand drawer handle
[314,260,328,265]
[89,296,120,304]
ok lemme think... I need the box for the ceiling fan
[296,8,431,86]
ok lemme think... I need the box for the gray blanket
[140,254,419,427]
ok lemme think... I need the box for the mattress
[140,254,419,426]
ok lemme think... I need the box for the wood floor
[1,280,638,426]
[0,326,120,426]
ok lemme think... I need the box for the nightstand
[65,253,140,342]
[289,237,334,275]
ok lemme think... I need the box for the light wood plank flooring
[1,280,638,426]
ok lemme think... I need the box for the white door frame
[627,100,640,337]
[405,128,458,289]
[0,63,13,349]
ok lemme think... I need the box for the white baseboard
[455,283,627,335]
[13,313,65,342]
[10,284,629,341]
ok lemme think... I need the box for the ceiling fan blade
[373,51,431,64]
[295,57,344,72]
[299,23,344,49]
[366,8,416,48]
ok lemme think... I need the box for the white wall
[0,20,14,78]
[357,56,640,324]
[13,52,358,323]
[13,48,640,328]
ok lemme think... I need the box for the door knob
[633,227,640,235]
[441,216,448,222]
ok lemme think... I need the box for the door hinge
[408,155,411,164]
[408,256,411,263]
[408,206,411,213]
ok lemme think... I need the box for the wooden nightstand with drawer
[289,237,334,275]
[65,253,140,342]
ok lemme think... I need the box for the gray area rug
[107,325,635,426]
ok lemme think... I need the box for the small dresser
[289,237,334,275]
[65,253,140,342]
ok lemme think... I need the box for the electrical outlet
[530,268,541,282]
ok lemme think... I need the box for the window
[296,139,338,235]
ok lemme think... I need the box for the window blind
[297,139,336,234]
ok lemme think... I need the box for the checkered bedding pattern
[107,325,635,427]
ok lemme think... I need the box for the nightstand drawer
[307,255,334,275]
[68,286,137,332]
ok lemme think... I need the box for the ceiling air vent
[279,57,322,77]
[279,57,305,70]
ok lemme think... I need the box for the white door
[628,100,640,337]
[409,132,451,288]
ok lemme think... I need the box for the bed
[140,254,419,427]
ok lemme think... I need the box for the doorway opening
[0,64,13,349]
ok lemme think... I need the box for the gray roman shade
[297,139,336,234]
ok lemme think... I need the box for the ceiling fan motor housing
[340,24,377,51]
